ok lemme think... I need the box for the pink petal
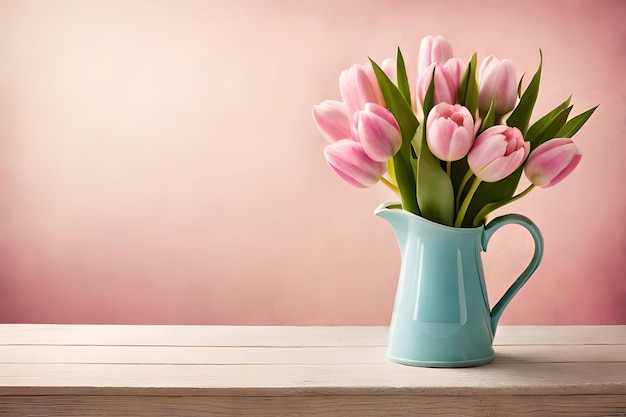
[449,128,473,161]
[312,100,352,143]
[428,118,456,159]
[418,35,453,75]
[358,111,402,162]
[364,103,398,129]
[468,126,528,182]
[469,133,506,166]
[324,140,386,187]
[525,139,581,188]
[340,65,380,117]
[546,153,581,187]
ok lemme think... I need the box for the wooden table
[0,325,625,416]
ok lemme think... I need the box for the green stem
[472,184,536,226]
[380,176,399,194]
[393,153,420,215]
[455,170,474,213]
[446,161,451,177]
[455,177,482,227]
[512,184,535,201]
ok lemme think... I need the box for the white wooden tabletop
[0,324,625,416]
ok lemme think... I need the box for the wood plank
[0,362,625,395]
[0,394,625,417]
[0,325,388,347]
[1,325,625,347]
[494,325,626,345]
[0,344,624,365]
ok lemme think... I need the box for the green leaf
[462,167,524,227]
[414,124,454,226]
[472,184,535,227]
[457,53,478,116]
[507,50,542,135]
[422,65,436,117]
[525,95,572,143]
[477,98,497,135]
[450,157,470,217]
[370,58,420,215]
[393,151,419,215]
[517,73,525,98]
[395,48,412,107]
[457,60,470,105]
[555,105,599,138]
[531,106,572,149]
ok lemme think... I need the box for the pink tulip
[417,58,464,106]
[478,56,517,115]
[467,125,529,182]
[324,139,387,188]
[418,35,454,76]
[339,63,385,117]
[524,138,582,188]
[426,103,475,161]
[354,103,402,162]
[312,100,352,144]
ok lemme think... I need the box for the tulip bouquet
[313,36,596,227]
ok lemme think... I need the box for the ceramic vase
[375,202,544,367]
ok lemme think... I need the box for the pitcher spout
[374,202,411,248]
[374,202,403,221]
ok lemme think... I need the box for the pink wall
[0,0,624,325]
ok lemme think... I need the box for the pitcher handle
[482,214,544,333]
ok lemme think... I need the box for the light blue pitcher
[375,202,544,367]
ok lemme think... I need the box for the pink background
[0,0,624,325]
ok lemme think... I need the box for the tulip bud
[478,56,517,115]
[324,139,387,188]
[524,138,582,188]
[339,63,385,117]
[416,58,464,106]
[426,103,475,161]
[354,103,402,162]
[418,35,454,76]
[467,125,529,182]
[312,100,352,144]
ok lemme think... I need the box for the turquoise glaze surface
[375,202,544,368]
